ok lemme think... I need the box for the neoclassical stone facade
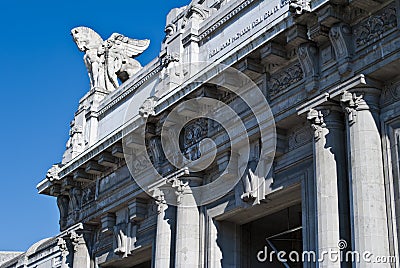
[3,0,400,267]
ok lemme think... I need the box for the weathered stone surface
[6,0,400,267]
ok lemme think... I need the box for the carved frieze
[354,4,397,48]
[81,182,96,207]
[268,62,303,97]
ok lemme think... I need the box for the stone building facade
[2,0,400,267]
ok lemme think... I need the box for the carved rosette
[307,109,326,141]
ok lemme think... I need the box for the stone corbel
[128,199,147,254]
[101,213,116,234]
[340,91,362,124]
[69,187,82,221]
[113,222,128,256]
[329,23,353,77]
[57,195,70,231]
[307,108,327,140]
[297,43,319,93]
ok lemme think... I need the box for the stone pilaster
[307,106,349,268]
[70,230,90,268]
[153,188,172,268]
[172,176,202,268]
[340,88,390,267]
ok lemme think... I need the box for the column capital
[69,230,85,253]
[307,108,326,141]
[153,188,167,214]
[340,88,381,124]
[167,176,202,205]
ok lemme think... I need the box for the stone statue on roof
[71,26,150,91]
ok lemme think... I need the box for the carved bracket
[297,43,319,93]
[329,23,353,77]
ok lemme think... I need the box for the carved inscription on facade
[207,0,289,59]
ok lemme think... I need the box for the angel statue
[71,26,150,91]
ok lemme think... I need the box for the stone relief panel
[381,80,400,106]
[288,123,313,151]
[81,181,96,207]
[267,62,303,97]
[354,3,397,48]
[181,118,208,161]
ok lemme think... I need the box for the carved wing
[107,33,150,58]
[71,26,103,51]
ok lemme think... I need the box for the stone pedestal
[307,107,348,268]
[341,88,390,267]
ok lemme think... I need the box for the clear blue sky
[0,0,189,251]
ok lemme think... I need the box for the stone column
[153,188,172,268]
[340,88,390,266]
[307,106,348,267]
[173,177,202,268]
[70,230,90,268]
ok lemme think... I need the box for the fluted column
[341,88,390,267]
[153,188,172,268]
[307,106,349,268]
[173,176,202,268]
